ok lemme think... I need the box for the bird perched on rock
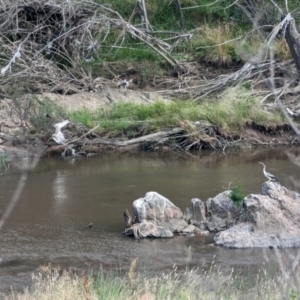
[259,162,280,182]
[52,120,69,144]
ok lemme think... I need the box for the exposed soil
[41,88,170,111]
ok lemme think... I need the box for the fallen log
[47,127,184,155]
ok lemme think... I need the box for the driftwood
[47,127,184,154]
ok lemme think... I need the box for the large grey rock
[205,191,241,232]
[124,192,190,238]
[214,181,300,248]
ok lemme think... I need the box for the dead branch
[0,0,182,95]
[165,13,298,101]
[48,127,183,153]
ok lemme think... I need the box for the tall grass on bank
[4,263,300,300]
[193,24,292,66]
[67,88,283,134]
[193,23,241,66]
[94,0,238,31]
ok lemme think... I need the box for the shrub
[193,23,242,66]
[229,182,245,207]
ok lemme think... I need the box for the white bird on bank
[52,120,70,144]
[259,162,280,182]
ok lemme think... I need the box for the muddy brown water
[0,148,300,293]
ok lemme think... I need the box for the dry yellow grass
[274,38,292,60]
[4,263,300,300]
[193,23,240,66]
[6,266,96,300]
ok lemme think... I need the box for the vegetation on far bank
[4,263,299,300]
[0,0,299,93]
[10,85,283,143]
[65,87,284,136]
[4,85,288,149]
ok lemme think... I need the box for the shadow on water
[0,146,300,292]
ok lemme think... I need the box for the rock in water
[191,198,206,223]
[214,181,300,248]
[205,191,241,232]
[123,192,190,238]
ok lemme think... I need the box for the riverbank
[1,0,300,157]
[3,263,299,300]
[0,87,298,157]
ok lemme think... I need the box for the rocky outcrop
[123,190,244,238]
[214,181,300,248]
[123,192,190,238]
[123,182,300,247]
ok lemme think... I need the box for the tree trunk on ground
[285,18,300,77]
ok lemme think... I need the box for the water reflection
[53,172,68,206]
[0,147,299,292]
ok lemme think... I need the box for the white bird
[259,162,280,182]
[52,120,70,144]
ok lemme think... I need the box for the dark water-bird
[259,162,280,182]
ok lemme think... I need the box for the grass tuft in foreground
[4,263,300,300]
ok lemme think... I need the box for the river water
[0,147,300,293]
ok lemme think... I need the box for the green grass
[229,182,245,207]
[67,108,93,128]
[99,45,160,63]
[94,0,242,30]
[66,87,284,135]
[82,38,164,81]
[198,87,284,131]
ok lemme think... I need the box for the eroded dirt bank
[0,90,299,158]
